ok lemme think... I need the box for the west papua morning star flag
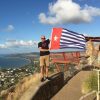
[50,28,86,50]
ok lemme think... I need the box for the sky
[0,0,100,54]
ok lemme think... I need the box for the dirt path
[51,71,92,100]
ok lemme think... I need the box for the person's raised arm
[39,47,49,51]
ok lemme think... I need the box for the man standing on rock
[38,35,51,82]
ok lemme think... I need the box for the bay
[0,56,30,68]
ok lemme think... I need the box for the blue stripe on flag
[60,28,86,50]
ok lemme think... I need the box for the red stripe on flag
[50,28,62,50]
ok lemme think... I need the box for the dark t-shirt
[38,39,50,56]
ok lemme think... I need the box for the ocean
[0,56,30,68]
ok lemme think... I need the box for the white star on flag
[54,35,58,41]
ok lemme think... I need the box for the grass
[82,71,98,94]
[4,73,40,100]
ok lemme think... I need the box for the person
[38,35,51,82]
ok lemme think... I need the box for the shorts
[40,55,50,66]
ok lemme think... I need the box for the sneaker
[41,77,45,82]
[46,77,51,80]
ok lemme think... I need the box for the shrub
[82,72,98,94]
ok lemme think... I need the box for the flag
[50,28,86,50]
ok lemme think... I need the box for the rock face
[97,51,100,66]
[86,40,95,65]
[86,40,100,67]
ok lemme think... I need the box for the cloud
[0,44,7,49]
[0,25,15,32]
[0,40,38,49]
[5,25,14,32]
[39,0,100,25]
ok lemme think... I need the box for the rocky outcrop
[97,51,100,66]
[86,40,100,67]
[32,72,64,100]
[86,39,95,65]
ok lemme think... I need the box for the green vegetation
[82,72,99,94]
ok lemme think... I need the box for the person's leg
[40,56,45,81]
[45,55,50,78]
[43,63,46,77]
[45,66,49,77]
[40,66,44,78]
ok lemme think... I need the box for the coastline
[0,56,31,69]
